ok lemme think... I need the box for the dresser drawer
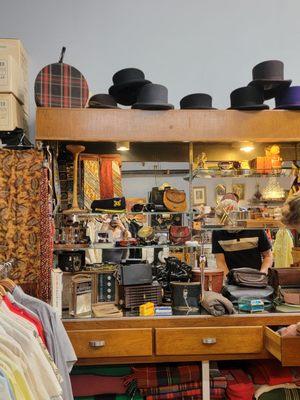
[68,328,153,358]
[265,326,300,366]
[155,326,263,356]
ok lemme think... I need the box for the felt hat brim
[180,106,217,110]
[275,104,300,110]
[228,104,269,110]
[109,79,151,105]
[132,103,174,110]
[248,79,292,100]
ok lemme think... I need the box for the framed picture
[193,186,207,205]
[215,184,226,204]
[232,183,245,200]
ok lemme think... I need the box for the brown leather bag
[169,226,191,245]
[268,267,300,289]
[163,189,187,212]
[227,267,268,288]
[192,269,224,293]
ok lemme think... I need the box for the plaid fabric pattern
[145,387,226,399]
[133,364,201,388]
[35,62,89,107]
[140,378,227,396]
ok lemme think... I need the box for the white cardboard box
[0,38,28,81]
[0,93,28,132]
[0,55,28,110]
[51,268,63,318]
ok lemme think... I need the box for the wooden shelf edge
[36,108,300,143]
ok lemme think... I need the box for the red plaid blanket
[140,378,227,396]
[145,387,226,399]
[133,364,202,388]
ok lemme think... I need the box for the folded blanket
[256,360,293,386]
[140,377,227,396]
[145,387,226,400]
[71,365,132,377]
[74,395,143,400]
[71,375,131,396]
[133,364,201,388]
[201,291,235,316]
[222,369,254,400]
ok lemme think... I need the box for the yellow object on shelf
[139,302,155,316]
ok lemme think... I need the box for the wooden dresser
[64,313,300,366]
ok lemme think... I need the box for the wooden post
[202,360,210,400]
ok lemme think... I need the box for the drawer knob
[202,337,217,345]
[89,340,106,348]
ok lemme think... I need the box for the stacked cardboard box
[0,38,29,134]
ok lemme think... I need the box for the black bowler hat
[180,93,216,109]
[248,60,292,100]
[132,83,174,110]
[88,94,119,109]
[229,86,269,110]
[109,68,151,106]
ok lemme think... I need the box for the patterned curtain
[0,149,50,299]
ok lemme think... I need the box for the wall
[1,0,300,140]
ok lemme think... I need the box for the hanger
[0,285,6,296]
[0,278,16,293]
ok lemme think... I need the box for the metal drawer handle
[202,337,217,345]
[89,340,106,348]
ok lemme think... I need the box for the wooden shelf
[36,108,300,143]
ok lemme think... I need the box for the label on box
[0,99,9,126]
[0,59,8,86]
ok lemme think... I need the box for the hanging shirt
[3,295,47,345]
[0,369,15,400]
[273,229,294,268]
[0,310,63,400]
[12,286,76,400]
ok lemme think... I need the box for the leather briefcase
[169,226,191,245]
[227,267,268,288]
[163,189,187,212]
[268,267,300,289]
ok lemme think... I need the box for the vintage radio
[118,263,152,286]
[119,282,162,309]
[69,274,92,317]
[98,272,117,303]
[58,251,85,272]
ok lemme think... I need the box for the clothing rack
[0,258,16,278]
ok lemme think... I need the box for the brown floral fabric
[0,149,44,295]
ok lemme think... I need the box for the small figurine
[193,152,208,171]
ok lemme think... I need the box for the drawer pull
[89,340,106,348]
[202,337,217,345]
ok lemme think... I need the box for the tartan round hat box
[34,47,89,108]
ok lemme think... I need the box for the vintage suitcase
[268,267,300,289]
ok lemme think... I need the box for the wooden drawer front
[68,328,153,358]
[156,326,263,356]
[265,327,300,366]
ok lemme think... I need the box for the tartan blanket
[140,378,227,396]
[145,387,226,399]
[133,364,202,388]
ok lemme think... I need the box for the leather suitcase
[192,269,224,293]
[268,267,300,289]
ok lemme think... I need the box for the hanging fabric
[0,149,45,295]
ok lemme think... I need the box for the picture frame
[193,186,207,205]
[232,183,245,200]
[215,184,226,204]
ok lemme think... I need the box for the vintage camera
[58,251,85,272]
